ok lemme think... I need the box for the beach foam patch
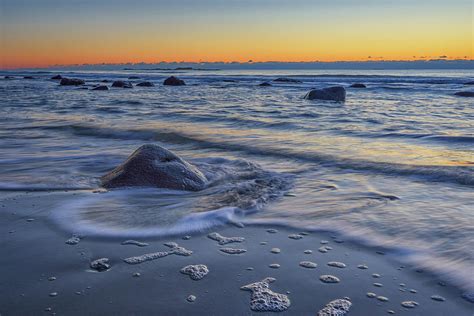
[240,277,291,312]
[317,298,352,316]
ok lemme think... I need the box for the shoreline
[1,191,472,315]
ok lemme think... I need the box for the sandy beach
[1,190,472,315]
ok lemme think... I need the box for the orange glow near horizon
[1,0,472,69]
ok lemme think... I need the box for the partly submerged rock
[136,81,155,87]
[274,77,302,83]
[128,76,140,79]
[60,78,85,86]
[23,76,34,79]
[92,85,108,91]
[112,80,133,88]
[258,82,272,87]
[101,144,207,190]
[163,76,185,86]
[51,75,63,80]
[350,83,366,88]
[304,86,346,102]
[464,81,474,85]
[454,91,474,97]
[4,76,14,79]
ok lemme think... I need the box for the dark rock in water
[464,81,474,85]
[259,82,272,87]
[60,78,85,86]
[223,79,236,82]
[92,85,108,91]
[90,258,110,272]
[136,81,155,87]
[128,76,140,79]
[23,76,34,79]
[101,144,207,191]
[51,75,62,80]
[274,77,302,83]
[4,76,13,79]
[163,76,185,86]
[101,79,109,83]
[350,83,366,88]
[112,80,133,88]
[454,91,474,97]
[304,86,346,102]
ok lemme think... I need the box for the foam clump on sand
[219,247,247,254]
[180,264,209,280]
[318,246,332,253]
[401,301,419,308]
[271,248,281,254]
[240,277,291,312]
[431,295,445,302]
[121,240,149,247]
[299,261,318,269]
[123,242,192,264]
[327,261,346,268]
[207,232,244,245]
[65,235,81,245]
[317,298,352,316]
[90,258,110,272]
[288,234,303,240]
[320,275,340,283]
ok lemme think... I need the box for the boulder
[136,81,155,87]
[350,83,366,88]
[258,82,272,87]
[92,85,108,91]
[23,76,34,79]
[304,86,346,102]
[273,77,302,83]
[51,75,62,80]
[128,76,140,79]
[454,91,474,97]
[60,78,85,86]
[163,76,185,86]
[101,79,110,83]
[101,144,207,191]
[111,80,133,88]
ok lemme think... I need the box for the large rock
[136,81,155,87]
[101,144,207,191]
[112,80,133,88]
[51,75,62,80]
[304,86,346,102]
[60,78,85,86]
[454,91,474,97]
[258,82,272,87]
[163,76,185,86]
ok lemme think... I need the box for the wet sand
[0,191,472,315]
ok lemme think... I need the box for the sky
[0,0,472,69]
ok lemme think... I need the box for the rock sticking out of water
[240,277,291,312]
[60,78,85,86]
[111,80,133,88]
[401,301,419,308]
[164,76,185,86]
[90,258,110,272]
[180,264,209,280]
[305,86,346,102]
[319,275,340,283]
[299,261,317,269]
[207,232,244,245]
[327,261,346,268]
[121,240,149,247]
[65,235,81,245]
[317,298,352,316]
[219,247,247,255]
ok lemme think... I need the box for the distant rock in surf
[163,76,185,86]
[23,76,34,79]
[464,81,474,85]
[454,91,474,97]
[274,77,302,83]
[4,76,13,79]
[60,78,85,86]
[128,76,140,79]
[101,79,110,83]
[350,83,366,88]
[258,82,272,87]
[136,81,155,87]
[304,86,346,102]
[101,144,207,191]
[51,75,62,80]
[92,85,108,91]
[112,80,133,88]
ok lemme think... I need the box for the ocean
[0,68,473,292]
